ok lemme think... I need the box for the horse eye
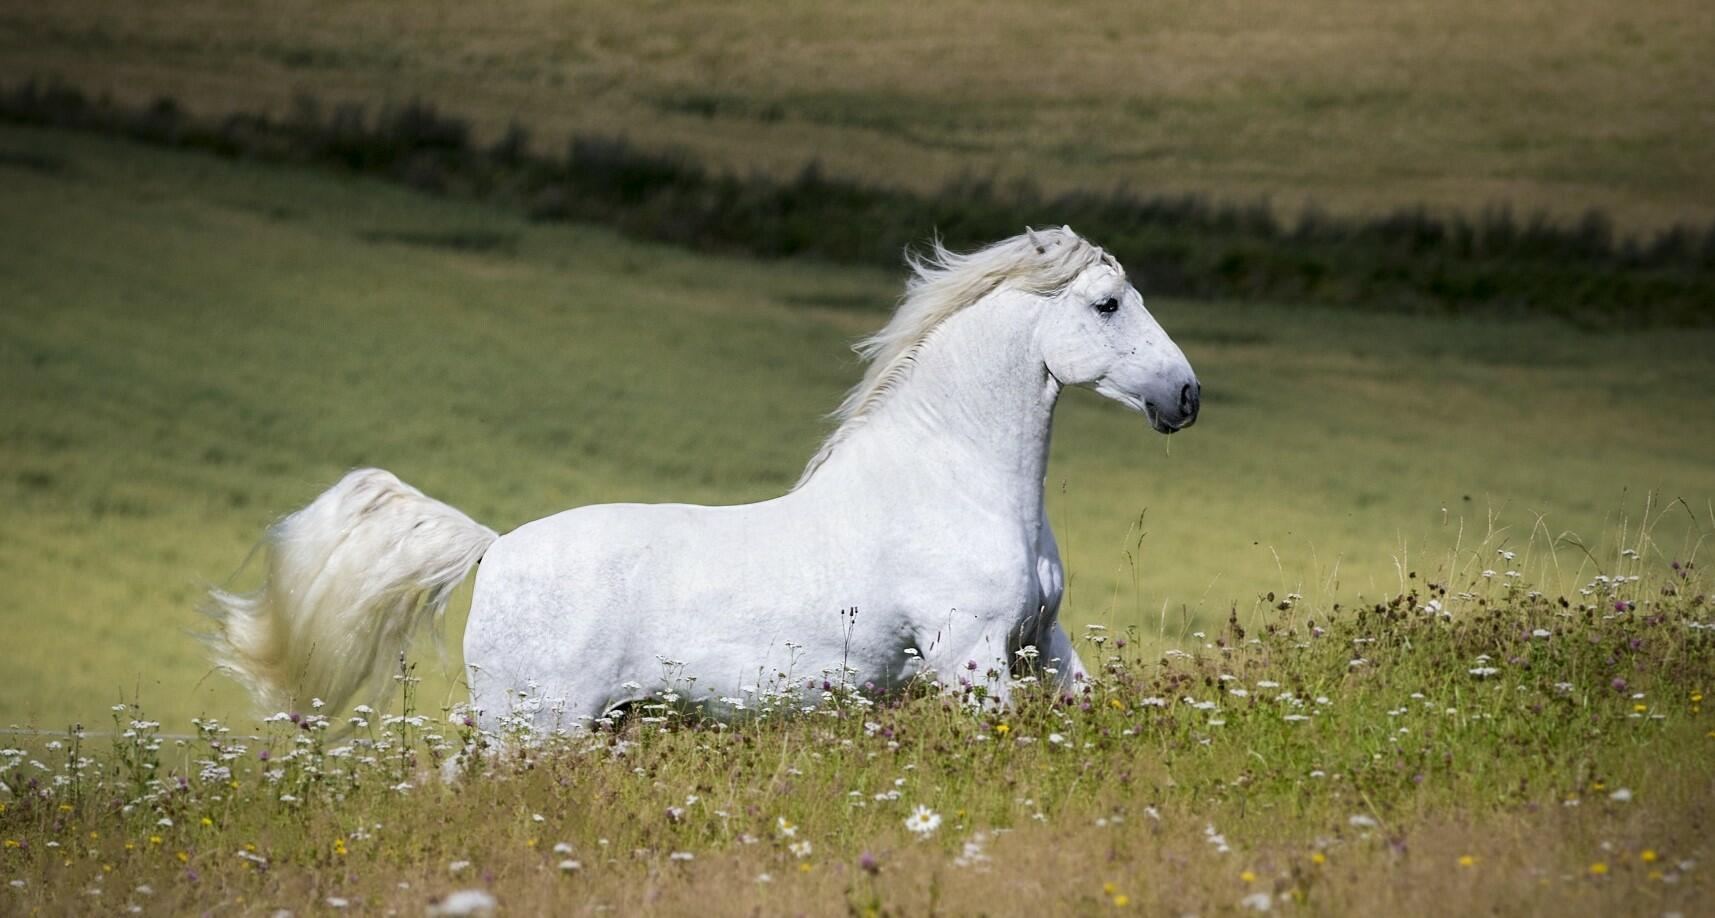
[1094,297,1119,315]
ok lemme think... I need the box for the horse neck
[814,292,1059,519]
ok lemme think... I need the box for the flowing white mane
[796,226,1118,488]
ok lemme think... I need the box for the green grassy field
[3,124,1714,733]
[2,0,1711,231]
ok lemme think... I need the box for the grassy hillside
[3,124,1714,730]
[12,81,1709,324]
[1,0,1711,231]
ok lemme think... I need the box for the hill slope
[2,0,1711,229]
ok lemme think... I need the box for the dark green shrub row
[6,78,1711,325]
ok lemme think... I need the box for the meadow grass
[2,552,1710,915]
[3,124,1715,735]
[1,0,1711,232]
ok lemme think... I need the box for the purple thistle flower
[860,852,880,875]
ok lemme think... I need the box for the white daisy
[904,804,942,836]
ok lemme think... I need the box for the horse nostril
[1179,382,1199,418]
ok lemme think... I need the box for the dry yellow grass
[1,0,1710,230]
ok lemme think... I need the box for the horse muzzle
[1145,380,1200,434]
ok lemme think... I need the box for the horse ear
[1025,227,1047,255]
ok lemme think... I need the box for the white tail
[204,469,497,715]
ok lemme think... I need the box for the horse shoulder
[894,514,1040,614]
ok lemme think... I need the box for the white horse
[206,226,1198,729]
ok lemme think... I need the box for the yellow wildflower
[1311,852,1327,866]
[799,862,813,873]
[332,838,348,857]
[1109,698,1126,711]
[1641,849,1658,863]
[1458,855,1476,868]
[176,851,189,864]
[1240,870,1256,883]
[57,804,73,813]
[200,817,213,828]
[1634,704,1648,713]
[1112,894,1130,907]
[1648,870,1664,881]
[2,840,19,849]
[1103,882,1116,895]
[1589,862,1607,876]
[148,835,162,846]
[1692,692,1703,703]
[994,723,1010,736]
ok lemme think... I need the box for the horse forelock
[794,226,1115,489]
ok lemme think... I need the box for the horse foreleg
[1040,620,1090,695]
[921,628,1017,712]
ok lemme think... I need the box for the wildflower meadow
[4,531,1710,914]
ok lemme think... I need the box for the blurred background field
[2,0,1711,231]
[3,123,1713,729]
